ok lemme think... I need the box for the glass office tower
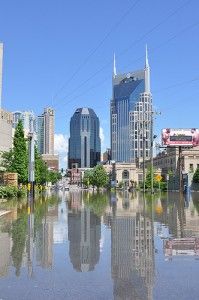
[68,108,101,168]
[111,48,152,163]
[37,115,45,154]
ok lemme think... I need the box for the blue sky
[0,0,199,167]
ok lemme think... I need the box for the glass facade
[12,111,36,132]
[111,67,152,163]
[68,108,101,168]
[37,115,44,154]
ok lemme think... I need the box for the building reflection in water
[68,192,101,272]
[35,202,58,269]
[107,191,155,300]
[153,193,199,260]
[0,208,18,277]
[0,195,60,278]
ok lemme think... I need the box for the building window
[189,164,194,172]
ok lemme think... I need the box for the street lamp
[28,117,35,199]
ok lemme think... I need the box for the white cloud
[100,127,105,145]
[54,134,68,154]
[63,155,68,162]
[54,134,68,168]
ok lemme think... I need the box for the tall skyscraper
[37,114,45,154]
[12,110,36,137]
[68,108,101,169]
[37,107,54,155]
[0,43,3,108]
[111,47,152,163]
[37,107,59,171]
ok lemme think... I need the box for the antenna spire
[113,53,117,78]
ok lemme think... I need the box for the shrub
[0,186,27,198]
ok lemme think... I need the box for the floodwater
[0,191,199,300]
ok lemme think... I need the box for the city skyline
[0,1,199,167]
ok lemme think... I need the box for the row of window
[189,164,199,172]
[134,150,150,157]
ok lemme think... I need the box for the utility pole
[179,146,182,193]
[28,117,35,199]
[150,110,154,194]
[150,109,161,194]
[143,118,146,193]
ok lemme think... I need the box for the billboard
[164,238,199,257]
[162,128,199,147]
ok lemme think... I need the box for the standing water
[0,191,199,300]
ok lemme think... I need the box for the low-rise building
[42,154,59,171]
[0,108,13,152]
[151,146,199,176]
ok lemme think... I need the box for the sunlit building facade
[12,110,36,138]
[0,109,13,152]
[37,107,55,155]
[0,43,3,108]
[111,49,152,163]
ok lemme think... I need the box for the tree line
[0,120,61,185]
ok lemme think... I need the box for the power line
[54,0,193,108]
[118,0,193,58]
[153,77,199,94]
[54,20,199,111]
[123,19,199,69]
[53,0,141,100]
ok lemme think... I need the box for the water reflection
[152,193,199,260]
[108,191,155,300]
[0,194,61,278]
[68,192,101,272]
[1,191,199,299]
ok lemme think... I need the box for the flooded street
[0,191,199,300]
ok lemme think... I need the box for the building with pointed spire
[110,47,152,163]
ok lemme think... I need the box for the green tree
[1,150,14,171]
[48,170,62,184]
[83,170,94,187]
[1,120,28,183]
[193,168,199,183]
[35,147,48,185]
[145,166,159,189]
[12,120,28,183]
[92,165,108,190]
